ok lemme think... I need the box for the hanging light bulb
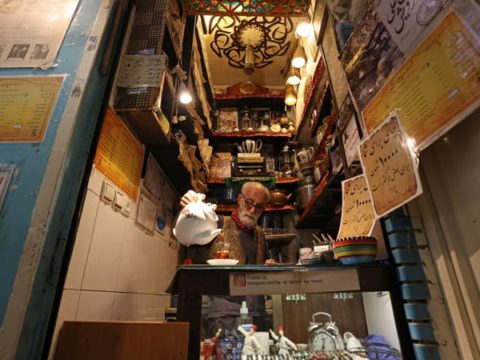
[286,67,301,86]
[285,84,297,106]
[179,82,192,104]
[295,22,313,38]
[292,45,307,68]
[244,44,255,75]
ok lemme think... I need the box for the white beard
[239,210,259,229]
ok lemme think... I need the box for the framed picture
[326,0,372,51]
[217,108,238,132]
[143,153,165,201]
[338,97,363,168]
[135,191,158,234]
[0,166,14,211]
[312,0,329,45]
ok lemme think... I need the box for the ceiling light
[285,84,297,106]
[244,45,255,75]
[179,83,192,104]
[286,67,301,86]
[292,45,306,68]
[295,22,313,38]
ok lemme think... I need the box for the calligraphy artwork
[359,112,422,218]
[337,174,376,239]
[363,11,480,149]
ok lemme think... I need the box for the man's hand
[264,258,278,266]
[180,190,206,208]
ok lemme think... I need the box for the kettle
[173,196,222,246]
[237,139,262,153]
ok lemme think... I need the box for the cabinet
[167,264,414,359]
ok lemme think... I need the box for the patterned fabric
[209,216,266,265]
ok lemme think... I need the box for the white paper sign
[229,269,360,296]
[116,54,166,88]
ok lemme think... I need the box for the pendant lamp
[285,84,297,106]
[292,45,307,68]
[286,67,301,86]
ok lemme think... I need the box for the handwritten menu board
[363,11,480,149]
[359,113,422,218]
[0,76,64,142]
[94,108,144,200]
[116,55,166,88]
[337,174,375,239]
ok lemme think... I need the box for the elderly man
[179,181,274,335]
[180,181,274,265]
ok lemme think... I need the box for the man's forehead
[243,186,268,199]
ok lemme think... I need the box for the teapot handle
[255,139,262,152]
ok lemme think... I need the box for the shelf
[215,204,295,213]
[265,233,297,245]
[211,132,291,138]
[207,177,299,185]
[295,171,344,230]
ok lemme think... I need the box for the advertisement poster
[359,113,422,218]
[230,269,360,296]
[337,174,375,239]
[143,153,165,201]
[136,191,158,234]
[0,76,64,142]
[342,114,362,166]
[0,0,80,68]
[363,11,480,149]
[339,3,405,110]
[93,107,144,200]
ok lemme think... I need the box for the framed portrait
[338,97,363,168]
[217,108,238,132]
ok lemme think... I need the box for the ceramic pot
[173,199,221,246]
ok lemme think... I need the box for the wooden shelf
[211,131,291,138]
[207,177,299,185]
[215,204,295,213]
[295,171,344,230]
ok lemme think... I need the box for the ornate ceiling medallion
[209,16,293,70]
[184,0,310,17]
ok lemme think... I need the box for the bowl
[333,236,377,265]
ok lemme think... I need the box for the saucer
[207,259,239,266]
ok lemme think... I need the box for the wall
[0,1,126,358]
[49,168,179,359]
[415,110,480,359]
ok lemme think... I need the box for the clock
[308,328,337,352]
[307,312,345,353]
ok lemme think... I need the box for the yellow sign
[94,108,144,200]
[363,11,480,148]
[359,113,422,218]
[337,174,375,239]
[0,76,64,142]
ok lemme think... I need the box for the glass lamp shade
[295,22,313,38]
[285,85,297,106]
[179,83,192,104]
[286,67,301,86]
[292,45,307,68]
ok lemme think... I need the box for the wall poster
[363,11,480,149]
[337,174,375,239]
[0,76,64,142]
[143,153,165,201]
[93,107,144,200]
[0,0,80,68]
[359,112,422,218]
[136,191,158,234]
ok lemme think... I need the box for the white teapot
[173,192,222,246]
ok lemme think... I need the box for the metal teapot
[237,139,262,153]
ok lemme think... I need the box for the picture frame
[312,0,329,45]
[0,165,14,211]
[337,96,363,168]
[217,108,239,132]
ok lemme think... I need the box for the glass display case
[167,264,414,359]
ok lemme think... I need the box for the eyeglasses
[240,192,266,212]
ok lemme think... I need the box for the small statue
[237,325,261,356]
[270,325,297,357]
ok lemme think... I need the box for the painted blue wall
[0,0,128,358]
